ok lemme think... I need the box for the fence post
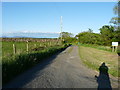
[13,43,16,54]
[26,41,29,52]
[112,46,114,52]
[115,46,118,52]
[112,46,117,52]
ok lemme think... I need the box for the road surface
[4,46,118,88]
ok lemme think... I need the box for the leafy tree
[88,28,93,33]
[99,25,115,45]
[60,32,73,39]
[77,31,102,45]
[109,1,120,43]
[59,32,76,44]
[110,1,120,25]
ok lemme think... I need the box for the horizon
[2,2,117,38]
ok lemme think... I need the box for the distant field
[79,45,119,77]
[2,38,61,58]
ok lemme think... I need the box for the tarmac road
[4,46,118,88]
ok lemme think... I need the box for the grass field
[78,45,119,77]
[2,40,60,58]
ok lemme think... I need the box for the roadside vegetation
[78,44,119,77]
[79,43,119,53]
[2,38,70,85]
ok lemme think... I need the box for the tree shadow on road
[95,62,112,90]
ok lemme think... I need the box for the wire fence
[2,38,62,58]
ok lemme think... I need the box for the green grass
[2,40,69,85]
[2,41,59,58]
[78,45,119,77]
[79,43,115,53]
[2,45,68,85]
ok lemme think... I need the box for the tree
[76,31,102,45]
[88,28,93,33]
[99,25,115,45]
[60,32,73,39]
[110,1,120,26]
[109,1,120,43]
[59,32,76,44]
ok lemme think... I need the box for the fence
[2,39,62,58]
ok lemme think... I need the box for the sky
[2,2,117,35]
[1,0,117,2]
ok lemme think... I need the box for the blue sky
[2,2,117,35]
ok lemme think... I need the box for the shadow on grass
[3,47,67,88]
[95,62,112,90]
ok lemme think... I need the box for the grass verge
[78,45,119,77]
[79,43,120,53]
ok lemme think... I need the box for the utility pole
[60,16,63,40]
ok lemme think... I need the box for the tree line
[76,25,119,46]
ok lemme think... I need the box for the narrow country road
[4,46,118,88]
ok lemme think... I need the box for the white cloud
[2,30,60,34]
